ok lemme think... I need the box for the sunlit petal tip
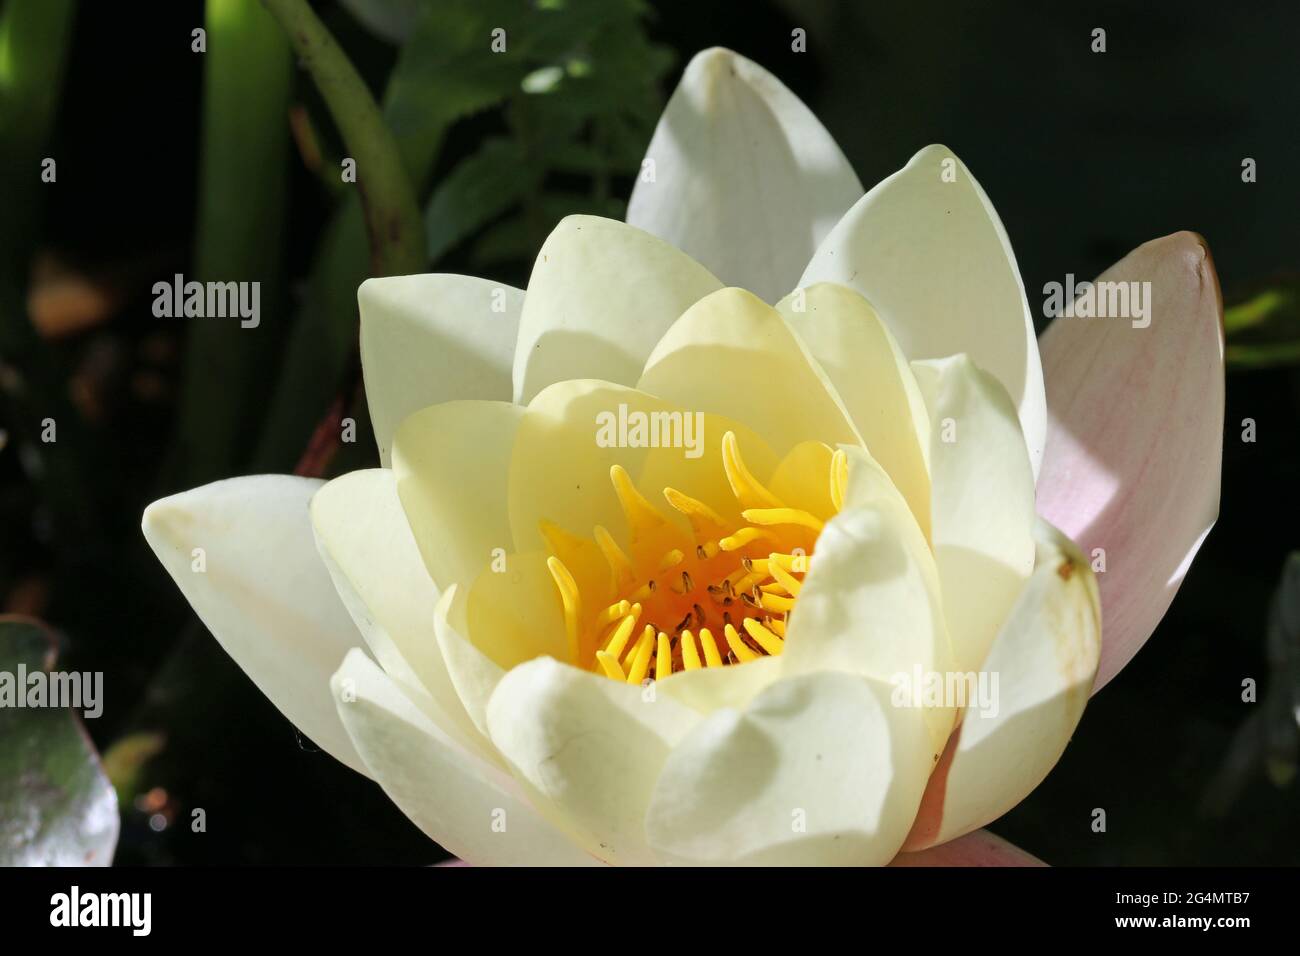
[802,144,1046,479]
[142,475,368,777]
[628,47,862,303]
[512,216,721,404]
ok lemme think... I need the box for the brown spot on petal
[1056,559,1075,581]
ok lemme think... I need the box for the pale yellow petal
[359,274,522,465]
[645,672,932,865]
[392,399,521,592]
[309,469,493,763]
[777,283,931,535]
[638,286,859,457]
[486,656,699,865]
[911,354,1036,674]
[512,216,721,404]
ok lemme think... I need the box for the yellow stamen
[595,650,625,680]
[658,548,685,571]
[544,433,838,682]
[721,431,783,510]
[742,507,825,533]
[539,519,592,573]
[681,630,702,671]
[664,487,728,540]
[719,527,776,551]
[603,614,637,660]
[698,628,724,668]
[769,551,810,574]
[546,556,581,661]
[743,617,785,656]
[595,599,631,629]
[768,560,803,596]
[593,525,636,592]
[610,464,676,551]
[625,629,654,684]
[723,623,759,662]
[759,592,796,614]
[830,448,848,512]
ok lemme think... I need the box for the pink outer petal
[1036,232,1224,693]
[890,829,1046,867]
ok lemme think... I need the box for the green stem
[164,0,292,487]
[262,0,425,276]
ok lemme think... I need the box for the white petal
[905,520,1101,850]
[645,672,933,866]
[777,282,932,533]
[485,656,700,865]
[626,47,862,303]
[309,469,493,763]
[912,355,1036,673]
[801,145,1046,478]
[332,649,599,866]
[782,446,954,756]
[638,286,858,456]
[359,274,522,465]
[512,216,721,404]
[142,476,366,776]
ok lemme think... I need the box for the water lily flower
[142,48,1224,866]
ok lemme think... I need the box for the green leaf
[101,732,167,809]
[338,0,424,43]
[1224,280,1300,370]
[253,0,673,473]
[424,138,541,262]
[0,618,118,866]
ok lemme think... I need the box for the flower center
[544,431,847,684]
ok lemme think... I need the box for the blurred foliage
[168,0,292,487]
[252,0,671,480]
[1224,280,1300,370]
[0,617,117,866]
